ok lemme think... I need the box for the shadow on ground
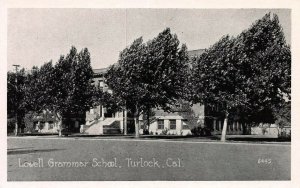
[225,137,291,142]
[18,133,58,136]
[7,148,65,155]
[8,134,291,143]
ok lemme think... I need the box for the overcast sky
[7,9,291,71]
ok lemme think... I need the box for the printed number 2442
[258,158,272,164]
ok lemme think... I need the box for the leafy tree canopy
[12,46,95,127]
[106,28,190,115]
[105,28,190,137]
[191,13,290,117]
[190,13,290,140]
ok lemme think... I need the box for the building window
[170,120,176,130]
[157,120,164,130]
[182,120,189,129]
[49,121,54,129]
[40,122,45,129]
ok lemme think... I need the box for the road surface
[7,136,290,181]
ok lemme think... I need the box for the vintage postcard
[1,0,299,188]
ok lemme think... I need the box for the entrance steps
[84,118,121,135]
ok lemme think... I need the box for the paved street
[7,136,290,181]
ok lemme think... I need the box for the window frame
[157,120,164,130]
[169,120,176,130]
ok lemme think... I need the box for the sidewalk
[8,133,291,145]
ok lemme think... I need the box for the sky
[7,9,291,71]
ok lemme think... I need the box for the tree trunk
[147,107,150,131]
[15,117,18,136]
[134,115,140,138]
[276,126,281,138]
[242,122,246,135]
[124,109,127,135]
[56,112,62,137]
[58,121,62,136]
[221,111,229,142]
[133,105,140,138]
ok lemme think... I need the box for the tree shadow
[7,148,65,155]
[226,137,291,142]
[7,147,34,151]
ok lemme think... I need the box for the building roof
[92,49,205,75]
[187,49,205,58]
[93,68,108,76]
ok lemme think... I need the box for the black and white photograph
[1,0,299,186]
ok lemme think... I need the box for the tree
[22,62,55,113]
[7,68,26,133]
[51,47,94,135]
[191,13,291,141]
[191,35,241,141]
[18,46,95,136]
[273,101,291,128]
[91,85,122,117]
[106,28,189,137]
[236,13,291,123]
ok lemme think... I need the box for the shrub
[191,126,211,136]
[143,129,149,135]
[24,111,37,133]
[161,128,169,135]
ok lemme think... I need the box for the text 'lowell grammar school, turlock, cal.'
[18,157,184,169]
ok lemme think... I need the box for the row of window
[157,120,177,130]
[34,121,55,130]
[214,122,243,131]
[138,119,190,130]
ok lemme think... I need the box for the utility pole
[13,64,20,136]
